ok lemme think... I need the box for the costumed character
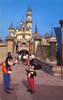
[2,52,18,93]
[25,67,37,93]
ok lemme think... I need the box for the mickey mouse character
[25,67,37,93]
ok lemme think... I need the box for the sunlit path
[0,63,63,100]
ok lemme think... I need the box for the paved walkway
[0,63,63,100]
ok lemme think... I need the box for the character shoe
[27,89,32,92]
[27,89,35,94]
[8,88,14,90]
[30,90,35,94]
[4,89,11,94]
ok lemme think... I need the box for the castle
[0,8,57,62]
[8,8,32,42]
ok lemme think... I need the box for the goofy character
[2,56,14,93]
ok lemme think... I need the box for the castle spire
[26,8,32,32]
[35,24,38,33]
[16,22,18,29]
[50,24,56,37]
[9,22,14,28]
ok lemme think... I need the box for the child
[25,66,37,93]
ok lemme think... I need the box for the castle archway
[18,49,29,55]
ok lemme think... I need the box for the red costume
[25,67,37,93]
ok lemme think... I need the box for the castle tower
[26,8,32,32]
[8,23,15,37]
[49,36,56,61]
[33,24,42,54]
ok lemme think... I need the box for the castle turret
[8,23,15,37]
[33,24,42,54]
[26,8,32,32]
[33,24,41,40]
[49,35,57,61]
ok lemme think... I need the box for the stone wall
[41,45,50,60]
[0,39,14,62]
[0,38,57,62]
[0,43,7,62]
[36,43,57,62]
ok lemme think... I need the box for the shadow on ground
[0,84,18,100]
[32,84,63,100]
[0,84,63,100]
[22,80,28,89]
[41,63,54,76]
[33,58,54,76]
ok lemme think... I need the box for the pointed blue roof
[44,32,50,39]
[50,28,56,37]
[8,23,15,30]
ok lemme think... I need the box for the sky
[0,0,63,39]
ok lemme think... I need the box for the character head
[29,67,34,71]
[5,57,13,67]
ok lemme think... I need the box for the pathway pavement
[0,63,63,100]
